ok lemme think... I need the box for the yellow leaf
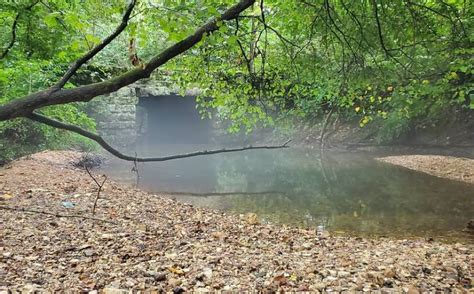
[355,106,361,112]
[0,193,14,200]
[360,116,371,127]
[448,72,458,80]
[168,266,184,275]
[289,273,298,281]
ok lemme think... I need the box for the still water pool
[102,147,474,241]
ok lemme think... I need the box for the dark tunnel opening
[134,94,217,192]
[136,94,213,147]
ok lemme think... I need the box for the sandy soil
[377,155,474,185]
[0,151,472,292]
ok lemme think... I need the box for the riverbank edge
[0,150,472,292]
[376,155,474,185]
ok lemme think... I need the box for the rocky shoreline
[0,151,472,292]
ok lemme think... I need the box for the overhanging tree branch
[0,0,256,121]
[53,0,137,90]
[27,112,291,162]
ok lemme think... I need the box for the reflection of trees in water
[211,150,474,236]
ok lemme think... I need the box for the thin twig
[0,14,20,60]
[84,163,107,215]
[371,0,414,75]
[132,152,140,188]
[0,206,117,224]
[0,1,40,60]
[234,18,252,74]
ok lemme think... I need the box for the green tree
[0,0,472,161]
[1,0,293,162]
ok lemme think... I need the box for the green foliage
[0,54,97,162]
[0,0,109,161]
[166,0,473,140]
[1,0,473,158]
[0,117,96,163]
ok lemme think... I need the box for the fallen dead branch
[28,111,293,162]
[83,163,107,214]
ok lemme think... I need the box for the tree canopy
[0,0,472,160]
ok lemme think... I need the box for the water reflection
[102,147,474,240]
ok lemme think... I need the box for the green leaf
[44,12,60,27]
[64,13,83,30]
[85,34,101,45]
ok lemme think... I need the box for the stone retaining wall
[88,78,200,151]
[90,87,138,151]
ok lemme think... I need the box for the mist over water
[101,95,474,240]
[103,148,473,239]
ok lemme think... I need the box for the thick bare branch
[53,0,137,90]
[26,112,290,162]
[0,0,256,121]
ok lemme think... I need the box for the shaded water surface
[102,146,474,240]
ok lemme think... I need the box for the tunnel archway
[134,93,217,192]
[136,94,213,149]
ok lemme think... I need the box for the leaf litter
[0,151,472,292]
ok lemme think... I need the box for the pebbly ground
[0,151,472,292]
[377,155,474,185]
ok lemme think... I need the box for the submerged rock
[465,220,474,234]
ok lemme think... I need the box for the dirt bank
[377,155,474,185]
[0,151,472,292]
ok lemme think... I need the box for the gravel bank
[0,151,472,292]
[377,155,474,185]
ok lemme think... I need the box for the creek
[101,145,474,241]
